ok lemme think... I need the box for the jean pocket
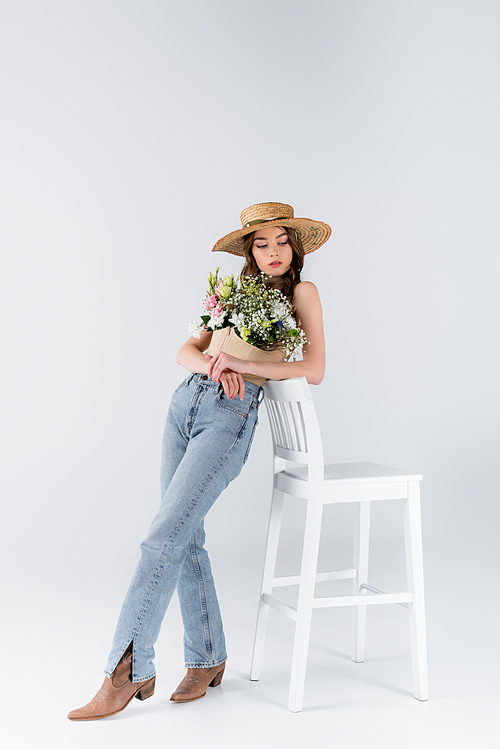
[216,389,251,418]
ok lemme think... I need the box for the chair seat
[283,460,423,485]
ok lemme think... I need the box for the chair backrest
[262,377,324,467]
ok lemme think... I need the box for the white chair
[250,377,428,712]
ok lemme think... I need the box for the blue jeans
[104,373,262,682]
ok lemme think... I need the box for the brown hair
[240,227,305,303]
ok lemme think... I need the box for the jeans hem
[103,668,157,684]
[184,655,227,668]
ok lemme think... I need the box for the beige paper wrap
[206,327,286,387]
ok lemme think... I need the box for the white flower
[229,312,245,330]
[270,300,288,319]
[188,320,203,339]
[207,310,227,329]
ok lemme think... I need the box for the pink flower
[211,303,222,317]
[205,294,218,310]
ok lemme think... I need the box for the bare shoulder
[292,280,321,306]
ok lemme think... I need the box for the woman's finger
[227,372,237,399]
[235,373,245,400]
[222,372,232,398]
[221,372,235,399]
[207,352,223,380]
[210,353,225,383]
[206,354,215,379]
[213,357,227,384]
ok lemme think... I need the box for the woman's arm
[176,328,247,400]
[208,281,325,386]
[176,329,213,375]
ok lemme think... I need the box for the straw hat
[212,202,331,256]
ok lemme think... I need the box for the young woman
[67,202,331,720]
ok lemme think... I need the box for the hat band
[243,216,290,228]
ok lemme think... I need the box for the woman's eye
[256,245,267,249]
[278,240,288,245]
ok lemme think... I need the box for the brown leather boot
[170,662,225,703]
[67,647,155,721]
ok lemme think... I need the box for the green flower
[208,267,219,294]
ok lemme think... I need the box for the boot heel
[136,677,156,701]
[209,666,225,688]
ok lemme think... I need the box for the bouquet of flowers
[188,268,308,358]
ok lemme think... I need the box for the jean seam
[187,385,207,435]
[243,416,259,464]
[190,535,213,661]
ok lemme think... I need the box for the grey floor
[3,541,497,749]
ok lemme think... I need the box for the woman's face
[251,226,293,277]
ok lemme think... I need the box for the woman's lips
[269,261,282,267]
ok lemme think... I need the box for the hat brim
[212,218,331,256]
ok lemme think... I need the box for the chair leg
[250,489,285,681]
[352,500,371,663]
[403,482,429,701]
[288,493,324,712]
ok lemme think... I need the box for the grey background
[1,1,499,747]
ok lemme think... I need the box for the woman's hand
[208,351,247,385]
[206,354,246,400]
